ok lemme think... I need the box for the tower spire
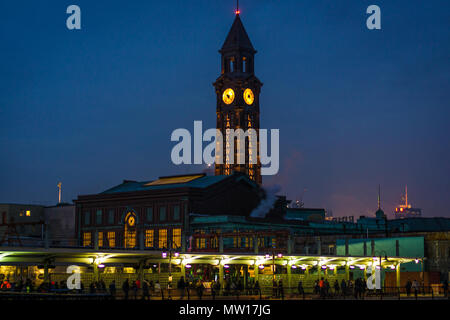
[405,185,408,207]
[236,0,240,15]
[378,184,381,209]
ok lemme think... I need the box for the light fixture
[414,259,420,264]
[174,252,180,258]
[321,265,327,269]
[98,264,105,268]
[277,253,283,258]
[258,265,265,269]
[162,252,167,258]
[265,254,270,259]
[349,265,355,269]
[224,264,230,269]
[185,264,191,269]
[291,265,297,269]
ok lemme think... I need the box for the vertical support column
[93,263,99,282]
[94,230,99,251]
[318,262,322,281]
[219,263,224,289]
[396,263,401,288]
[345,264,350,281]
[317,237,322,255]
[254,264,259,282]
[364,266,367,281]
[43,261,49,284]
[287,234,293,255]
[287,262,292,293]
[244,265,248,290]
[181,232,186,252]
[139,229,144,250]
[254,235,258,254]
[219,235,224,254]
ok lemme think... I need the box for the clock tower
[214,12,263,184]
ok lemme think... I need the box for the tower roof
[220,14,256,54]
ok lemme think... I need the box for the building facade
[74,173,262,250]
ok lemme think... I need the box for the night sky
[1,0,449,218]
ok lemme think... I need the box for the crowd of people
[1,275,448,299]
[309,277,368,299]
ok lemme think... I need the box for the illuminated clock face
[222,88,235,104]
[243,88,254,105]
[127,215,135,227]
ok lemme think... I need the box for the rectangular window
[98,232,103,247]
[173,205,180,221]
[244,237,253,248]
[125,230,136,248]
[159,207,167,222]
[107,231,115,248]
[84,212,90,225]
[83,232,91,247]
[158,229,167,248]
[196,237,206,249]
[172,228,181,249]
[96,210,102,225]
[108,210,114,224]
[145,229,154,248]
[146,207,153,222]
[26,210,31,217]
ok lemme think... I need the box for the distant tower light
[57,182,62,204]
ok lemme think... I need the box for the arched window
[124,211,137,248]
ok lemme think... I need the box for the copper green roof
[101,174,230,194]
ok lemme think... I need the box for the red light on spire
[235,9,241,15]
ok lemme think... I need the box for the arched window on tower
[225,57,236,73]
[242,57,247,73]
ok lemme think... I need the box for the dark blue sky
[1,0,449,218]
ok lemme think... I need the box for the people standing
[298,281,304,297]
[405,279,412,297]
[154,280,161,298]
[340,279,347,297]
[443,279,448,298]
[122,279,130,300]
[109,280,116,299]
[177,276,186,300]
[412,280,419,299]
[319,277,325,299]
[278,279,284,300]
[334,280,340,296]
[142,280,150,300]
[131,280,138,300]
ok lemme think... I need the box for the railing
[0,285,448,300]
